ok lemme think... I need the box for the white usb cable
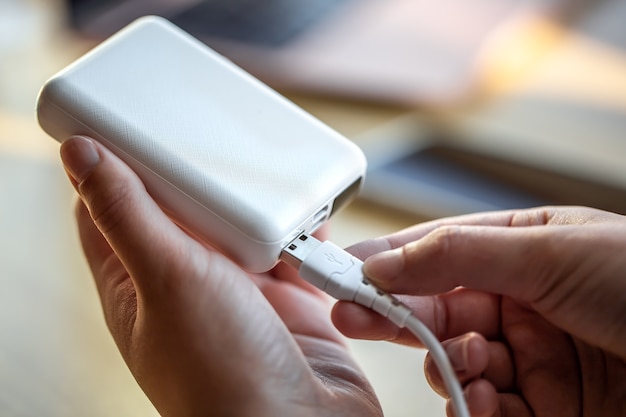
[281,232,471,417]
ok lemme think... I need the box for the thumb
[60,135,204,297]
[363,223,593,304]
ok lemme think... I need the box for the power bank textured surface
[37,16,366,272]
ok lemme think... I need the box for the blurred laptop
[66,0,577,105]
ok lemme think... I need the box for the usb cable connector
[281,232,412,326]
[280,233,322,270]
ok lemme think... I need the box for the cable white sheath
[281,234,471,417]
[404,314,469,417]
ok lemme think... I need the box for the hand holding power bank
[37,16,365,273]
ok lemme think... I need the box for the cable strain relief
[387,300,413,328]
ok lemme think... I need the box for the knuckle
[395,226,465,294]
[424,225,463,260]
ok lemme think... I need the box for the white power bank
[37,16,366,273]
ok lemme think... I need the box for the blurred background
[1,0,625,416]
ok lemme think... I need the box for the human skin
[333,206,626,416]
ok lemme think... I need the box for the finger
[443,382,536,417]
[60,136,211,297]
[75,200,138,345]
[479,342,515,392]
[426,333,489,397]
[331,288,501,347]
[424,333,515,396]
[75,198,115,273]
[255,274,344,344]
[347,206,617,261]
[492,394,534,417]
[345,208,554,261]
[445,380,499,417]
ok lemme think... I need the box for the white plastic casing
[37,16,366,273]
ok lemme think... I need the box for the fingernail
[363,248,404,283]
[60,136,100,182]
[446,336,470,373]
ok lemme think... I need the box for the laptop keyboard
[170,0,349,47]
